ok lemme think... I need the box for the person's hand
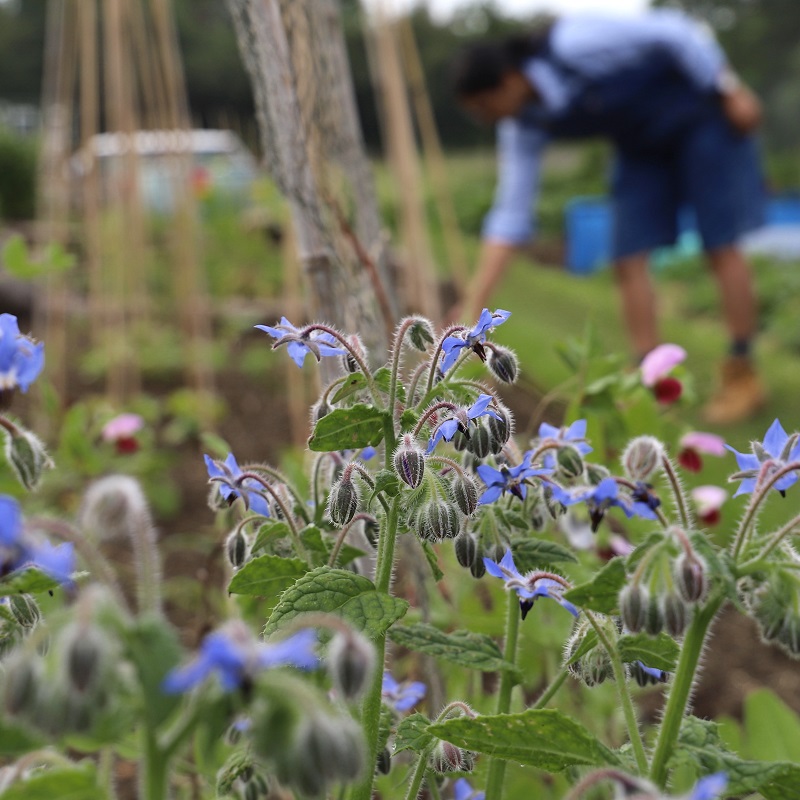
[721,84,762,134]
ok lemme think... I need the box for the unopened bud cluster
[564,619,614,688]
[741,559,800,658]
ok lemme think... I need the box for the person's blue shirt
[482,10,728,245]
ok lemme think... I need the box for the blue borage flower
[484,548,579,619]
[440,308,511,373]
[162,622,318,694]
[0,495,75,584]
[255,317,347,368]
[476,451,551,504]
[537,419,593,468]
[726,419,800,497]
[0,313,44,394]
[426,394,500,454]
[687,772,727,800]
[381,670,426,712]
[549,477,658,533]
[454,778,485,800]
[636,661,668,683]
[204,452,271,518]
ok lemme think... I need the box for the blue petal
[440,338,466,373]
[476,464,503,487]
[162,652,216,694]
[468,394,494,419]
[498,548,519,577]
[566,419,587,440]
[483,557,505,579]
[258,629,318,670]
[637,662,668,682]
[470,308,494,338]
[725,445,759,472]
[14,341,44,392]
[286,341,309,368]
[381,671,399,695]
[0,495,22,548]
[29,541,74,585]
[538,422,560,439]
[733,478,757,497]
[689,773,728,800]
[593,478,618,502]
[478,485,503,505]
[762,419,788,458]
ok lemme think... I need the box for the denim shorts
[610,111,765,259]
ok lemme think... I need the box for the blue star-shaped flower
[440,308,511,373]
[255,317,347,368]
[163,624,318,694]
[204,453,271,518]
[538,419,593,468]
[454,778,485,800]
[381,670,426,712]
[426,394,500,453]
[688,773,727,800]
[27,540,75,585]
[484,548,579,619]
[0,314,44,393]
[550,477,657,532]
[726,419,800,497]
[476,452,551,504]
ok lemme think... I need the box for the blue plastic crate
[565,197,612,275]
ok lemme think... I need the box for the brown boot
[702,356,767,425]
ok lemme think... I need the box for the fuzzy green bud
[8,594,41,629]
[420,500,461,542]
[451,474,479,516]
[430,741,466,773]
[393,437,425,489]
[556,445,584,480]
[645,594,664,636]
[662,592,689,637]
[327,475,359,527]
[622,436,664,482]
[327,630,376,702]
[488,346,518,384]
[225,528,250,569]
[454,532,477,569]
[487,402,513,453]
[466,424,492,459]
[619,584,648,634]
[3,651,40,716]
[469,539,486,578]
[4,428,52,491]
[65,624,108,695]
[674,551,707,604]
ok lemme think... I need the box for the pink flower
[678,432,726,472]
[640,344,687,405]
[102,413,144,454]
[691,485,727,526]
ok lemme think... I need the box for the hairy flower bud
[470,539,486,579]
[80,474,150,542]
[393,437,425,489]
[430,741,466,773]
[65,623,108,695]
[622,436,664,482]
[619,584,648,634]
[645,595,664,636]
[557,445,584,480]
[328,475,359,526]
[225,528,250,569]
[310,399,332,424]
[581,647,614,687]
[3,651,40,716]
[466,424,492,459]
[3,428,52,491]
[662,592,689,637]
[451,474,479,516]
[376,747,392,775]
[420,500,461,541]
[586,463,611,486]
[8,594,41,629]
[487,402,512,453]
[328,630,376,702]
[488,346,518,384]
[454,532,477,568]
[674,552,707,603]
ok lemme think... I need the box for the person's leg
[613,252,659,359]
[706,244,757,349]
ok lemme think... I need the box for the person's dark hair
[451,19,556,97]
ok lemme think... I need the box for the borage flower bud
[469,539,486,578]
[622,436,664,482]
[4,428,52,491]
[619,584,648,634]
[393,436,425,489]
[293,712,365,792]
[64,623,109,695]
[556,445,584,480]
[487,402,512,453]
[430,741,467,773]
[376,748,392,775]
[327,630,376,702]
[451,474,479,517]
[581,647,614,687]
[225,528,250,569]
[645,595,664,636]
[8,594,40,629]
[586,463,610,486]
[419,500,461,542]
[3,651,40,716]
[328,473,360,526]
[340,334,367,374]
[80,474,149,541]
[488,345,518,384]
[310,399,332,424]
[662,592,689,637]
[466,424,492,459]
[674,552,707,603]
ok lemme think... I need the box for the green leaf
[251,521,293,554]
[420,541,444,582]
[308,405,387,452]
[617,632,679,672]
[0,763,105,800]
[389,623,519,675]
[374,368,405,403]
[744,689,800,763]
[373,469,401,499]
[511,537,579,571]
[428,709,621,772]
[264,567,408,639]
[565,629,598,666]
[394,712,434,754]
[330,373,367,404]
[671,716,800,798]
[0,567,61,597]
[0,716,45,757]
[563,557,626,614]
[228,554,307,597]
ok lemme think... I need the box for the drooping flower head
[678,431,726,473]
[204,452,271,517]
[381,670,426,712]
[691,485,727,526]
[476,451,551,504]
[440,308,511,373]
[102,413,145,454]
[163,622,318,694]
[640,343,686,404]
[0,314,44,398]
[255,317,347,368]
[484,548,579,619]
[726,419,800,497]
[426,394,500,453]
[537,419,592,470]
[550,477,658,532]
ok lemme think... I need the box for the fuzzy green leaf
[394,713,434,754]
[228,554,307,598]
[330,373,368,404]
[308,405,387,452]
[617,632,679,672]
[0,567,61,597]
[0,763,104,800]
[511,537,579,571]
[563,557,626,614]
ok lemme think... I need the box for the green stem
[142,730,168,800]
[584,612,648,776]
[661,455,691,530]
[403,746,435,800]
[485,591,521,799]
[532,668,568,710]
[649,594,724,788]
[351,497,401,800]
[739,512,800,571]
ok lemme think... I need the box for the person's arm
[461,119,546,320]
